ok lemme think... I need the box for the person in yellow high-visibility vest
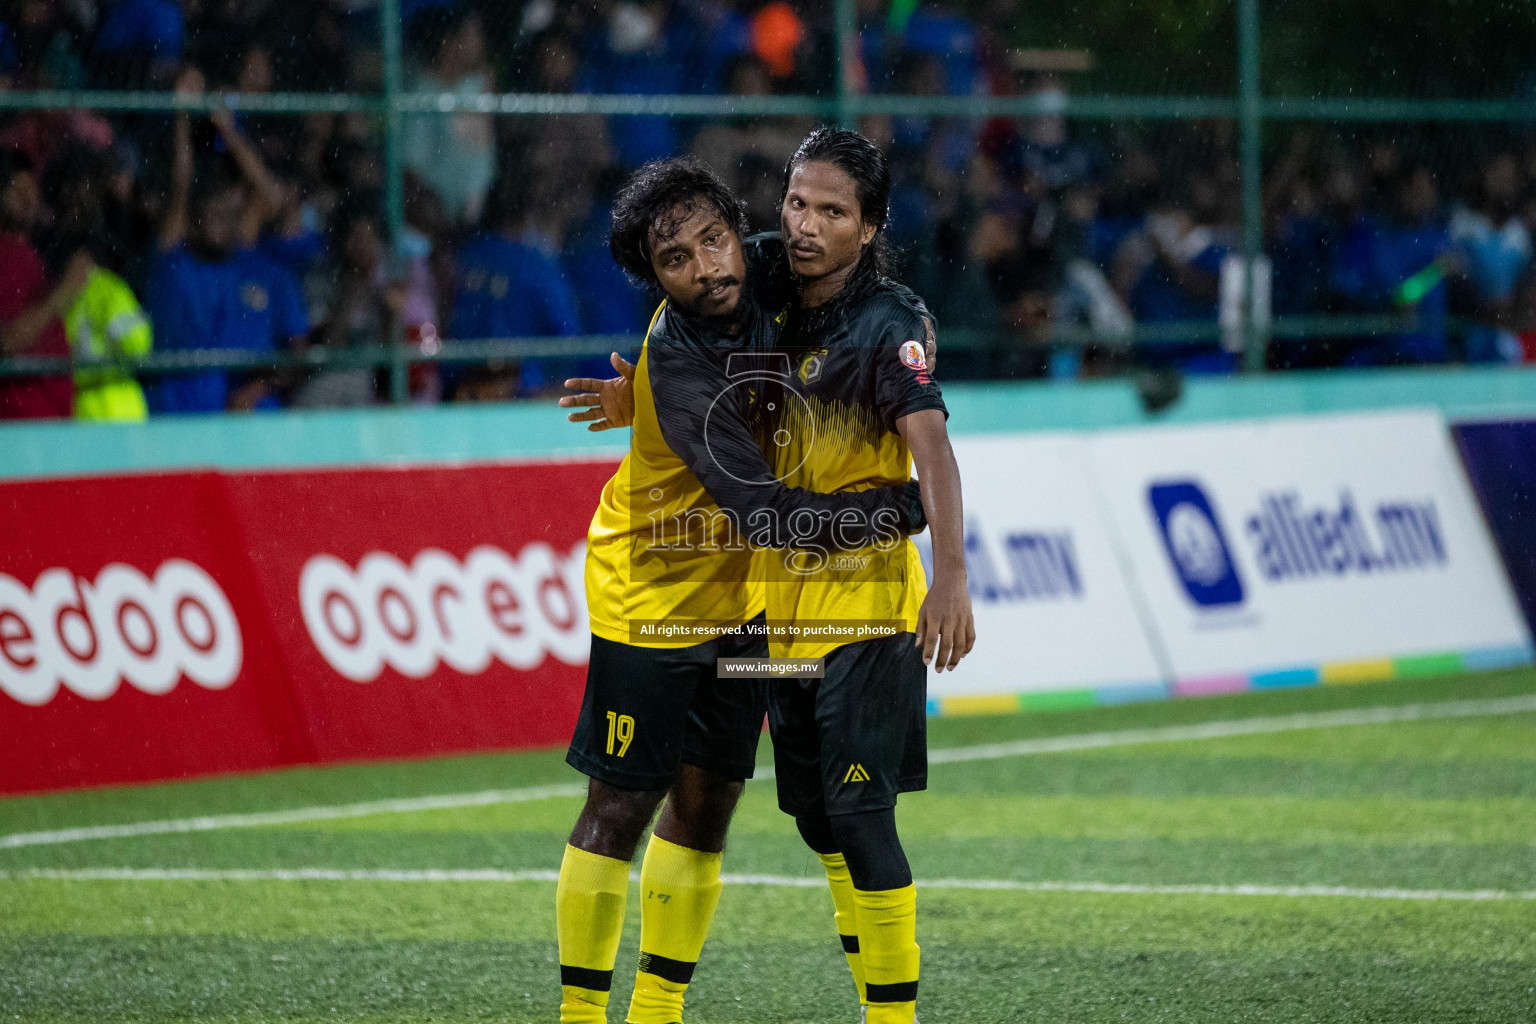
[66,266,151,422]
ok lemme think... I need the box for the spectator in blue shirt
[451,177,581,396]
[565,193,642,336]
[667,0,751,93]
[1112,176,1234,374]
[1450,153,1530,363]
[146,82,305,413]
[576,4,681,168]
[1013,78,1105,197]
[0,19,20,86]
[563,172,646,380]
[860,5,979,97]
[90,0,183,89]
[147,221,307,413]
[1333,166,1452,366]
[1266,172,1340,369]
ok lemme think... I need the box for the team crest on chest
[797,347,828,384]
[899,339,927,371]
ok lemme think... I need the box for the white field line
[4,692,1535,852]
[0,783,586,850]
[5,867,1534,903]
[925,692,1536,765]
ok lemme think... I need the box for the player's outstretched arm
[898,409,975,672]
[559,352,636,431]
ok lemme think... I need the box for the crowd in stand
[1,0,1534,419]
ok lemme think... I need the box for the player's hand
[560,352,637,432]
[915,575,975,673]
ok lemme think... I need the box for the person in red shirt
[0,150,92,419]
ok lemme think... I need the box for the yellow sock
[817,852,867,1005]
[625,835,724,1024]
[854,884,920,1024]
[556,844,631,1024]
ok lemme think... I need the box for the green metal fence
[1,0,1530,400]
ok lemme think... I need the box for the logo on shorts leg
[843,763,870,783]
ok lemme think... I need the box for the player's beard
[678,276,753,338]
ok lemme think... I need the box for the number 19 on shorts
[605,711,635,757]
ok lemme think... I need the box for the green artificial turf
[2,668,1534,1022]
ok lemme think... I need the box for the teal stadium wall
[4,365,1536,480]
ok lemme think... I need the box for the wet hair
[609,157,749,287]
[780,126,896,283]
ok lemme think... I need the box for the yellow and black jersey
[584,239,919,649]
[584,303,759,647]
[755,276,948,659]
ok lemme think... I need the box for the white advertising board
[915,433,1167,702]
[1084,409,1532,687]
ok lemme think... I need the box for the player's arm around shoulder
[898,408,973,672]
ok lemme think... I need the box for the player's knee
[568,779,666,860]
[795,812,840,855]
[673,764,744,815]
[654,765,744,851]
[829,808,913,891]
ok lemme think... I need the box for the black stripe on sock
[839,933,860,954]
[865,980,919,1003]
[636,951,697,985]
[560,965,614,992]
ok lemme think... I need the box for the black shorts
[767,633,928,818]
[567,622,770,791]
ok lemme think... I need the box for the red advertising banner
[0,472,309,793]
[222,462,612,762]
[0,458,616,794]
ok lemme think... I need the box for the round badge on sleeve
[899,340,927,371]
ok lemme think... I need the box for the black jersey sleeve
[871,303,948,432]
[647,332,921,550]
